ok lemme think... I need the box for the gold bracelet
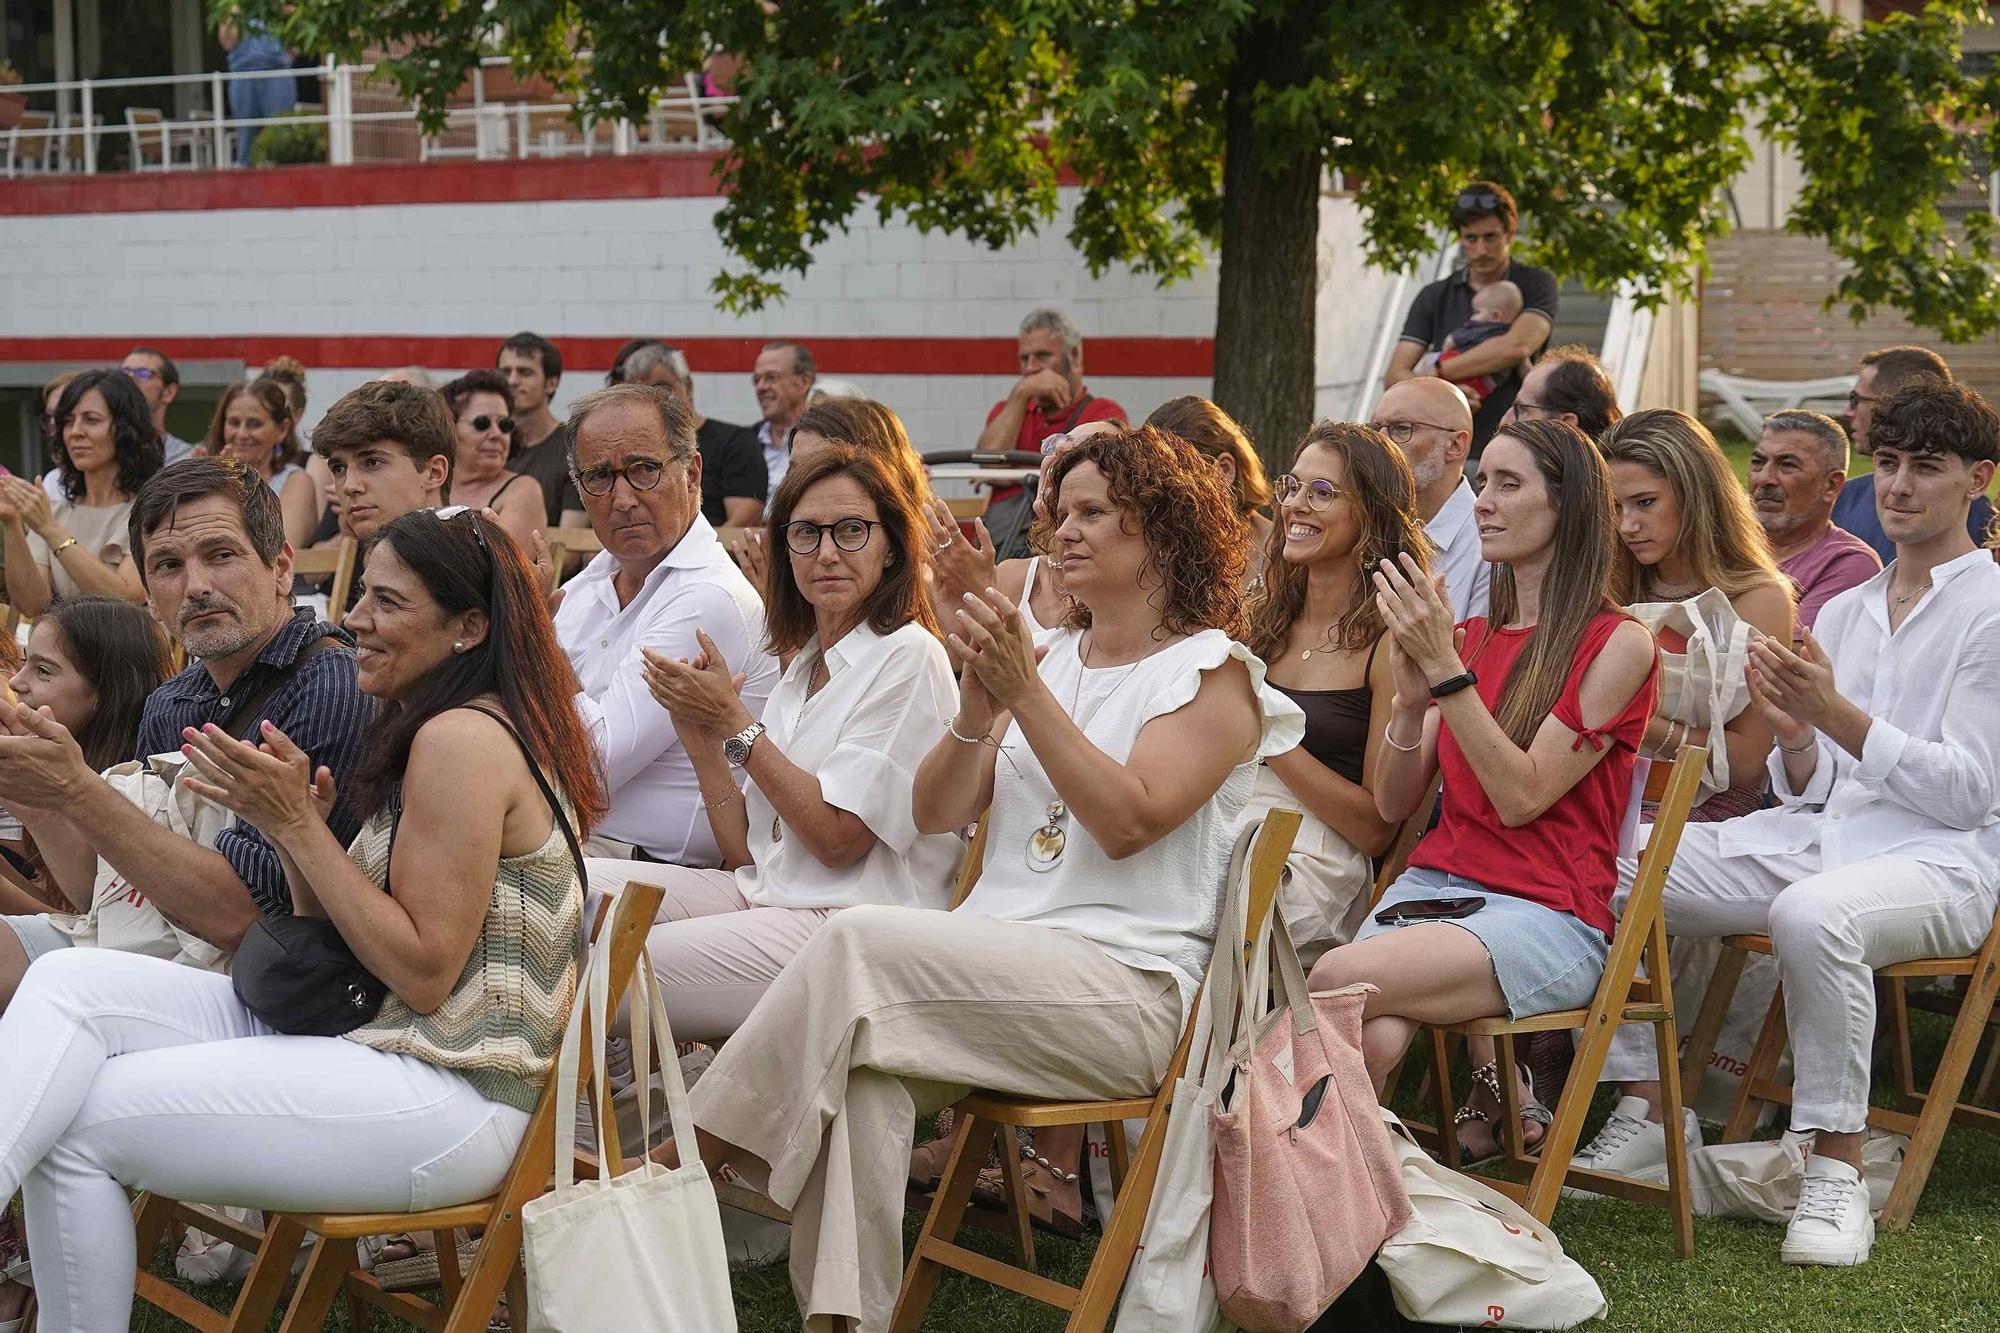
[49,537,79,557]
[699,786,743,810]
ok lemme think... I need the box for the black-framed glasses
[1372,418,1458,446]
[573,458,668,497]
[784,518,883,555]
[469,414,515,435]
[1276,475,1350,511]
[1846,391,1879,410]
[1508,398,1560,419]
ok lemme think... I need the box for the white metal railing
[0,56,734,178]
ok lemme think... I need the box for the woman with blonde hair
[1146,395,1275,578]
[1243,421,1430,961]
[203,377,320,547]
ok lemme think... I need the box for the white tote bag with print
[1626,588,1753,802]
[521,924,735,1333]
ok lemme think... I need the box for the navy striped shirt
[136,607,375,917]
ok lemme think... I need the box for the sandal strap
[1021,1148,1080,1184]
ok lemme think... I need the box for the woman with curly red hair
[677,427,1303,1331]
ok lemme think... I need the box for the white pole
[212,69,226,166]
[79,77,94,173]
[331,59,354,165]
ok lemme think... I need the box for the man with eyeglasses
[1383,182,1558,460]
[752,340,818,503]
[554,383,777,865]
[1501,344,1623,442]
[1829,346,1991,562]
[121,347,198,467]
[1369,377,1490,619]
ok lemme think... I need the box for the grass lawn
[121,1004,2000,1333]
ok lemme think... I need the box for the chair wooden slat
[291,537,358,627]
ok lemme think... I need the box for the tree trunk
[1211,9,1321,477]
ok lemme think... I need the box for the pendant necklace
[1298,624,1340,661]
[771,653,829,845]
[1026,630,1161,873]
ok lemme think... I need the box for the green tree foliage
[247,0,2000,452]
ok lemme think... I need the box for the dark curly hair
[1869,377,2000,465]
[53,368,164,503]
[1033,426,1250,638]
[1243,422,1432,663]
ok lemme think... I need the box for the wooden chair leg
[890,1113,997,1333]
[1880,957,2000,1230]
[1974,1024,2000,1109]
[131,1192,179,1271]
[442,1224,526,1333]
[1525,1003,1627,1223]
[1886,976,1921,1111]
[1652,1008,1696,1258]
[227,1213,310,1331]
[275,1235,354,1333]
[345,1281,371,1333]
[1494,1031,1529,1170]
[1069,1096,1177,1333]
[1680,942,1748,1111]
[506,1262,530,1331]
[1721,986,1787,1145]
[994,1125,1037,1270]
[1429,1028,1461,1169]
[1106,1122,1130,1198]
[437,1226,465,1302]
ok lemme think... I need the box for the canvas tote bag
[522,917,736,1333]
[1626,587,1752,802]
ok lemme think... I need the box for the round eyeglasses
[784,518,883,555]
[1276,475,1350,511]
[1372,419,1458,446]
[573,458,667,497]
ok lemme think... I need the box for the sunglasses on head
[470,415,515,435]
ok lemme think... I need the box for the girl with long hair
[1146,395,1276,581]
[0,368,163,616]
[204,377,320,548]
[1311,418,1657,1154]
[671,428,1301,1330]
[0,507,603,1332]
[1242,422,1432,962]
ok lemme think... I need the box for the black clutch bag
[232,912,387,1036]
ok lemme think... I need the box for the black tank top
[1271,636,1378,786]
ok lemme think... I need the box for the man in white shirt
[752,340,816,502]
[1583,376,2000,1269]
[554,383,778,864]
[1370,377,1490,620]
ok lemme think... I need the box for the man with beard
[1749,410,1881,639]
[1369,376,1490,619]
[0,458,372,1004]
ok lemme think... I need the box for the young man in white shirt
[1582,376,2000,1267]
[553,383,777,865]
[1370,376,1491,620]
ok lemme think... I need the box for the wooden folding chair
[1420,747,1708,1258]
[291,538,358,628]
[944,495,990,521]
[1683,901,2000,1231]
[543,526,606,591]
[130,878,666,1333]
[891,808,1303,1333]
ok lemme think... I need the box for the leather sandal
[1452,1059,1554,1165]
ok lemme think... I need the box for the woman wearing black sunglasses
[440,370,545,554]
[626,444,961,1044]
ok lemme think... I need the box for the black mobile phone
[1374,895,1486,926]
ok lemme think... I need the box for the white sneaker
[1562,1096,1702,1198]
[1783,1155,1873,1266]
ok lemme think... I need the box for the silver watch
[723,720,767,767]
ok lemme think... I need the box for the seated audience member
[259,357,331,532]
[1502,344,1624,441]
[1385,182,1557,456]
[1606,409,1793,820]
[1833,345,1992,560]
[755,397,934,600]
[620,341,767,527]
[1244,422,1428,960]
[1370,377,1493,618]
[441,371,544,555]
[978,310,1129,559]
[613,446,960,1042]
[554,384,777,864]
[497,331,572,525]
[0,369,163,617]
[121,346,199,467]
[310,380,454,560]
[1146,396,1276,582]
[674,428,1301,1328]
[0,460,372,968]
[1591,377,2000,1268]
[751,340,816,503]
[1422,279,1526,403]
[1749,410,1881,638]
[204,377,319,548]
[35,371,81,503]
[0,506,604,1333]
[1310,418,1656,1152]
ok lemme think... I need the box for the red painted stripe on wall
[0,334,1214,378]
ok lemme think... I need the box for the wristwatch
[1428,670,1478,700]
[723,720,767,767]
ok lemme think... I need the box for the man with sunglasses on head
[1369,376,1490,619]
[554,383,777,865]
[1384,181,1559,460]
[121,347,199,466]
[1829,346,1991,562]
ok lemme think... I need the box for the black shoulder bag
[232,706,586,1037]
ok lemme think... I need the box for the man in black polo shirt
[1384,181,1559,458]
[0,459,373,998]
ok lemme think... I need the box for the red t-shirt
[1409,609,1657,935]
[984,388,1127,452]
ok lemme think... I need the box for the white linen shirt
[555,517,777,863]
[736,620,962,911]
[1718,548,2000,883]
[758,420,790,502]
[1427,478,1491,623]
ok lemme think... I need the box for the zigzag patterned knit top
[342,802,583,1113]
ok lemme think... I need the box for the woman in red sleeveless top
[1310,418,1657,1145]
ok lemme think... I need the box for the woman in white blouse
[674,427,1301,1332]
[634,444,961,1041]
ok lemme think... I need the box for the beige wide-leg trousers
[689,904,1183,1333]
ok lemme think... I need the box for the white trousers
[0,948,528,1332]
[1603,821,1995,1132]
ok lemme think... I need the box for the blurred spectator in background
[1750,410,1881,640]
[202,377,319,547]
[442,370,545,553]
[1503,344,1623,442]
[753,340,816,502]
[497,332,570,525]
[215,9,294,165]
[1833,346,1992,561]
[37,370,81,503]
[621,341,766,527]
[121,347,197,466]
[1370,377,1491,619]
